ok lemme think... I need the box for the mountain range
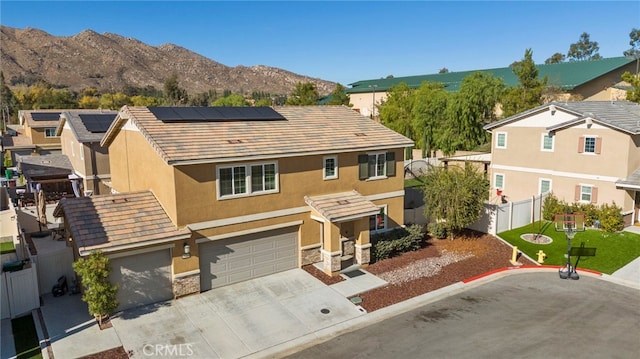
[0,26,337,97]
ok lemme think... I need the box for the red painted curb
[462,265,602,283]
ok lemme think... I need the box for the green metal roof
[347,57,635,94]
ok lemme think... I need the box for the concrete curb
[251,265,639,358]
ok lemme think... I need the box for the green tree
[624,28,640,76]
[99,92,131,110]
[72,251,118,325]
[442,72,504,154]
[285,82,319,106]
[254,97,273,106]
[501,49,547,117]
[327,83,351,106]
[0,72,18,126]
[211,93,249,106]
[163,72,188,106]
[379,82,415,157]
[438,68,449,74]
[78,95,100,109]
[545,52,566,64]
[567,32,602,61]
[130,95,162,106]
[412,81,450,158]
[422,164,489,239]
[621,71,640,103]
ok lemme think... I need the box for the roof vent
[112,198,128,203]
[227,139,244,144]
[354,133,367,137]
[337,200,350,205]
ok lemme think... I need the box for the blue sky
[1,1,639,86]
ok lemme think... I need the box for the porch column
[321,221,341,276]
[354,217,371,267]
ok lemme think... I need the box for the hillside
[0,26,336,96]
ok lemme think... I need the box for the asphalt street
[284,272,640,359]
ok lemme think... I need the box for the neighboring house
[483,101,640,226]
[347,57,636,117]
[55,110,118,195]
[17,153,75,196]
[18,109,64,153]
[1,124,36,165]
[54,105,413,310]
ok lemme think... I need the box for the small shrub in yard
[543,193,566,221]
[427,222,447,239]
[599,202,624,233]
[371,224,424,262]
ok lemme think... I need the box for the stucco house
[483,101,640,226]
[55,110,118,196]
[348,57,636,118]
[54,105,413,310]
[18,109,64,153]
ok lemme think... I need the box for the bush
[543,193,567,221]
[371,224,424,262]
[599,202,624,233]
[427,222,447,239]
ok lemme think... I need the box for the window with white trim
[539,179,551,194]
[369,205,387,232]
[323,156,338,180]
[495,132,507,149]
[578,136,601,154]
[44,128,57,138]
[358,152,396,180]
[580,185,592,202]
[541,134,554,151]
[218,162,278,198]
[494,173,504,190]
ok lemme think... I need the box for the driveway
[284,272,640,359]
[111,268,365,358]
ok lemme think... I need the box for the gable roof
[17,154,73,179]
[483,101,640,135]
[56,110,118,142]
[18,109,63,128]
[53,191,190,255]
[305,190,381,223]
[102,105,414,165]
[347,57,635,94]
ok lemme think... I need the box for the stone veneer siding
[301,246,321,266]
[173,273,200,298]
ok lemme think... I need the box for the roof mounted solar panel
[148,106,286,122]
[31,112,62,121]
[79,114,118,133]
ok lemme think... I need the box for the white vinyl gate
[199,227,298,291]
[108,249,173,311]
[1,263,40,319]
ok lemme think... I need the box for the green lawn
[11,314,42,359]
[0,241,16,254]
[498,221,640,274]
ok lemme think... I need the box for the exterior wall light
[182,243,191,259]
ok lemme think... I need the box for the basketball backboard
[554,213,585,232]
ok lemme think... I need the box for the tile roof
[17,154,73,179]
[102,105,414,165]
[57,110,119,143]
[484,101,640,134]
[19,109,63,128]
[304,190,381,222]
[54,191,190,254]
[347,57,635,94]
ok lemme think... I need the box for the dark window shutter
[386,152,396,177]
[358,154,369,180]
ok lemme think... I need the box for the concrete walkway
[610,226,640,285]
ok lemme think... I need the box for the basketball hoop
[554,213,585,280]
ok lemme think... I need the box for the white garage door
[200,227,298,291]
[109,249,173,311]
